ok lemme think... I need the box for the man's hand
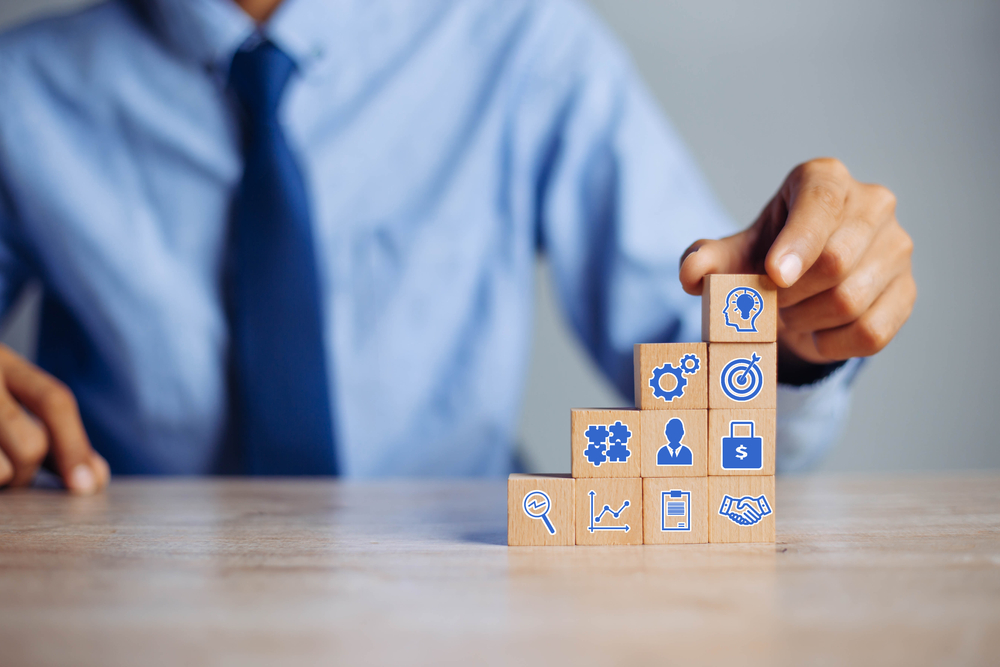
[0,345,108,494]
[680,158,915,365]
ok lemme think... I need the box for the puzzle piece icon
[606,441,630,462]
[583,424,610,466]
[605,420,632,462]
[608,421,631,444]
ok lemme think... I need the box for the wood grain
[574,477,643,545]
[643,476,708,544]
[702,274,778,343]
[708,409,776,476]
[1,475,999,666]
[633,343,708,410]
[709,475,776,543]
[508,474,574,546]
[639,409,707,477]
[708,342,777,410]
[570,409,642,478]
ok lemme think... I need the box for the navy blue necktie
[227,40,338,475]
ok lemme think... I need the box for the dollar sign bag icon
[721,420,762,470]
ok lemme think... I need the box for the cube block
[633,343,708,411]
[708,409,776,476]
[702,274,778,343]
[571,409,642,479]
[708,476,776,543]
[643,477,708,544]
[508,474,576,546]
[708,343,777,410]
[639,409,707,478]
[575,477,643,545]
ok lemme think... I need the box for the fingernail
[69,464,96,494]
[778,254,802,286]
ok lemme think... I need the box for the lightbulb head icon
[723,287,763,333]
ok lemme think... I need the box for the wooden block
[507,474,575,546]
[708,409,775,476]
[708,343,777,409]
[571,409,642,478]
[708,476,776,543]
[643,477,708,544]
[575,477,643,545]
[633,343,708,411]
[639,410,707,477]
[702,274,778,343]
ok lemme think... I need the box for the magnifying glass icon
[523,490,556,535]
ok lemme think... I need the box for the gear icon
[679,353,701,375]
[650,363,687,402]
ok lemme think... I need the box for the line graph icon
[587,490,631,533]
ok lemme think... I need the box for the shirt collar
[137,0,340,77]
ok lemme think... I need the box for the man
[657,418,692,467]
[0,0,915,493]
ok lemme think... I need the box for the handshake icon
[718,494,772,527]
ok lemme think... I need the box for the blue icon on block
[657,418,693,466]
[718,494,772,526]
[523,490,556,535]
[720,352,763,401]
[649,353,701,403]
[721,420,762,470]
[587,490,630,533]
[584,421,632,467]
[724,286,763,333]
[661,490,691,532]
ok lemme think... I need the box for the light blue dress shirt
[0,0,859,477]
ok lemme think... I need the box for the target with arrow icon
[720,352,764,401]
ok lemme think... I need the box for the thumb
[678,227,758,296]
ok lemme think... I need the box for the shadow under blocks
[508,275,777,546]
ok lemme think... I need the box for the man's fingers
[0,442,14,487]
[780,221,911,333]
[88,450,111,488]
[679,230,755,296]
[777,183,898,308]
[764,159,851,288]
[0,374,49,488]
[812,272,917,360]
[0,347,104,494]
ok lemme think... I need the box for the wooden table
[0,475,998,666]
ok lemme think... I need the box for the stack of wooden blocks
[509,274,778,546]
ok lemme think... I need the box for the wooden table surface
[0,474,998,666]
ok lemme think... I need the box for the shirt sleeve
[522,0,861,469]
[776,358,864,472]
[0,182,32,319]
[524,2,733,395]
[0,56,35,318]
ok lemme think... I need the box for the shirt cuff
[775,357,865,473]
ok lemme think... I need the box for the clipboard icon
[660,489,691,532]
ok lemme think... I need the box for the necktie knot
[229,39,296,124]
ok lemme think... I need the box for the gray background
[1,0,998,474]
